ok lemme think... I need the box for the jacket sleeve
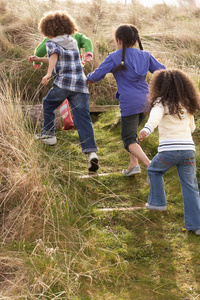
[34,37,49,65]
[149,54,166,73]
[73,32,93,55]
[34,37,49,57]
[141,102,165,136]
[190,115,196,133]
[87,55,115,82]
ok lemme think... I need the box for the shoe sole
[145,203,166,211]
[88,158,99,172]
[39,137,57,146]
[122,169,141,176]
[42,139,57,146]
[122,171,141,176]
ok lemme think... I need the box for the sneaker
[35,133,57,146]
[145,203,166,211]
[88,152,99,172]
[195,230,200,235]
[122,165,141,176]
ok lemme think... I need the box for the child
[139,68,200,235]
[31,11,98,172]
[29,31,93,130]
[87,24,165,176]
[31,33,93,70]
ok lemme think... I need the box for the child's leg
[177,151,200,231]
[121,113,149,171]
[147,152,173,207]
[42,85,67,135]
[68,92,98,154]
[128,143,150,169]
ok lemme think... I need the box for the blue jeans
[148,150,200,231]
[42,84,98,153]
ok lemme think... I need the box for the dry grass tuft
[0,79,46,242]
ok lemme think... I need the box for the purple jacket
[87,48,166,117]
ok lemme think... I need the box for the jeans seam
[160,157,174,165]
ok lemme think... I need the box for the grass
[1,101,200,299]
[1,0,200,298]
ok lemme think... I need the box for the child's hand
[139,130,148,141]
[29,56,42,69]
[42,74,51,85]
[83,55,93,64]
[83,52,93,64]
[29,55,40,62]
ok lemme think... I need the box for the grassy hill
[1,0,200,299]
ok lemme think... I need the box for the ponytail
[137,36,143,50]
[113,39,127,73]
[113,24,143,74]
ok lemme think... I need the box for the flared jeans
[148,150,200,231]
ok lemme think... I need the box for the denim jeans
[42,84,98,153]
[148,150,200,231]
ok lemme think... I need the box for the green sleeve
[34,37,49,65]
[73,32,93,55]
[33,34,93,65]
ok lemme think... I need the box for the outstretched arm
[31,38,49,69]
[139,102,165,141]
[74,32,93,63]
[29,56,49,64]
[42,53,58,85]
[87,55,114,82]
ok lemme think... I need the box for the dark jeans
[42,84,98,153]
[121,113,146,151]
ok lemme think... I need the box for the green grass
[1,109,199,299]
[1,0,200,297]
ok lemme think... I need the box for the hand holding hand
[83,52,93,64]
[83,55,93,63]
[139,130,148,141]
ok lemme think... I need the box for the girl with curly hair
[139,68,200,235]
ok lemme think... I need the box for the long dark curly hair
[149,68,200,118]
[113,24,143,73]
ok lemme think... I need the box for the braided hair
[113,24,143,73]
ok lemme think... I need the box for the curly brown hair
[149,68,200,118]
[39,11,78,37]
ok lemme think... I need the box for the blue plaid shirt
[46,40,89,94]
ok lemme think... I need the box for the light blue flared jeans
[148,150,200,231]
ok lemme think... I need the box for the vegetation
[1,0,200,299]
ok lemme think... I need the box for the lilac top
[87,48,166,117]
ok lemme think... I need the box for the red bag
[58,99,76,130]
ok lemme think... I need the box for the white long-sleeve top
[142,101,196,152]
